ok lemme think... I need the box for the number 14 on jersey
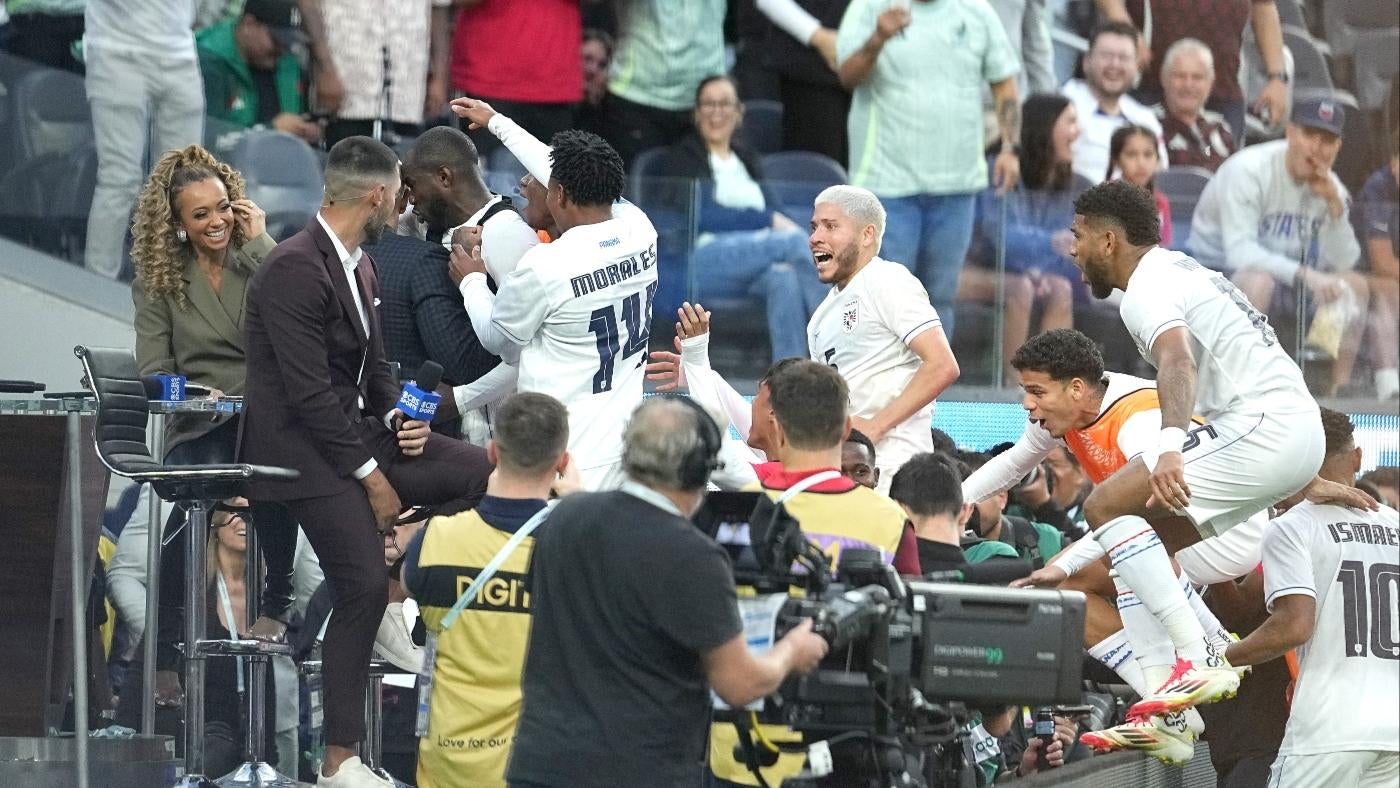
[590,281,657,394]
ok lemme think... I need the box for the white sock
[1113,571,1176,691]
[1097,515,1209,662]
[1088,628,1151,697]
[1181,570,1231,651]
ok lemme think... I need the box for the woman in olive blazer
[131,144,273,463]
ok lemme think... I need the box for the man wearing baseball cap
[1188,96,1369,396]
[196,0,321,142]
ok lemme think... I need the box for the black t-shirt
[507,490,743,788]
[250,66,279,125]
[917,538,968,574]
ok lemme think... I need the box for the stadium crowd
[1,1,1397,787]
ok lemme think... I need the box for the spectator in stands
[962,451,1062,566]
[115,499,279,779]
[1106,124,1172,247]
[508,397,828,788]
[363,174,498,395]
[83,0,205,279]
[1153,38,1235,173]
[1354,130,1399,400]
[403,392,571,787]
[753,0,852,164]
[969,94,1083,383]
[837,0,1023,337]
[1044,444,1090,531]
[596,0,725,166]
[5,0,84,73]
[890,452,1028,573]
[196,0,320,143]
[1061,21,1166,186]
[1094,0,1289,142]
[576,28,613,134]
[982,0,1058,146]
[319,0,451,148]
[450,0,581,161]
[1190,97,1369,397]
[664,75,829,362]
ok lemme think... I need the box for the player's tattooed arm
[993,79,1021,150]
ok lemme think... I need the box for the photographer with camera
[506,397,828,788]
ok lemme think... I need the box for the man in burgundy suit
[241,136,491,787]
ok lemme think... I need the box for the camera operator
[709,360,909,787]
[506,397,828,788]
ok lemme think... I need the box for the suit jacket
[362,231,498,386]
[132,232,276,454]
[240,220,400,501]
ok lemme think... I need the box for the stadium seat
[1282,26,1334,91]
[737,99,783,155]
[222,130,324,241]
[760,150,848,224]
[8,66,92,165]
[1276,0,1307,28]
[485,145,528,203]
[1351,30,1400,111]
[627,146,693,321]
[1345,0,1399,28]
[1155,167,1212,251]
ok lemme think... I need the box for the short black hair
[767,361,849,450]
[930,428,957,455]
[324,136,398,200]
[694,74,738,106]
[845,428,876,464]
[1011,328,1107,384]
[492,392,570,474]
[957,450,991,475]
[1089,20,1140,52]
[760,356,808,387]
[890,453,964,519]
[408,125,479,172]
[1361,465,1400,489]
[1073,180,1161,246]
[548,130,625,207]
[1319,407,1355,458]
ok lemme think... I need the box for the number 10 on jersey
[590,281,657,393]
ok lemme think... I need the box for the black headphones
[668,395,724,490]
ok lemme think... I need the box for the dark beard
[363,218,386,246]
[1089,277,1114,299]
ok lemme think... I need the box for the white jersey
[488,199,658,475]
[1119,246,1312,420]
[1262,502,1400,757]
[807,257,943,474]
[1189,139,1361,281]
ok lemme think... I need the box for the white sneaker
[375,602,426,674]
[1081,711,1197,766]
[318,756,394,787]
[1127,652,1241,720]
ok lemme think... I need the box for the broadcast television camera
[695,492,1086,788]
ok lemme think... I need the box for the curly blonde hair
[131,145,251,310]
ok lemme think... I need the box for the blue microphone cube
[397,382,441,422]
[155,374,186,401]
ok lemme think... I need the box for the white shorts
[1169,408,1323,539]
[1269,750,1399,788]
[1175,510,1268,585]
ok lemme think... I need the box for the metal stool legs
[174,499,214,788]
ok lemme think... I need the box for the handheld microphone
[924,558,1034,586]
[141,373,186,401]
[396,361,443,422]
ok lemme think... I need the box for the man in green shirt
[196,0,319,142]
[963,450,1063,564]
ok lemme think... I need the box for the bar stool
[76,347,299,787]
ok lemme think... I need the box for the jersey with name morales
[488,198,659,472]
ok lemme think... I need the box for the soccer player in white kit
[806,186,960,493]
[1224,408,1399,787]
[1065,180,1375,724]
[446,113,657,491]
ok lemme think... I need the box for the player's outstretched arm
[1224,594,1315,667]
[1146,327,1198,511]
[450,97,554,187]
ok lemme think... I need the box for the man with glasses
[1061,20,1167,185]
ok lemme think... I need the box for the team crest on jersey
[841,301,859,333]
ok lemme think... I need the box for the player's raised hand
[677,301,711,339]
[1146,451,1191,511]
[646,336,686,392]
[449,96,498,130]
[1301,476,1380,511]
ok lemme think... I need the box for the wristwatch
[1267,71,1290,84]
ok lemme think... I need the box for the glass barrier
[1,52,1395,403]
